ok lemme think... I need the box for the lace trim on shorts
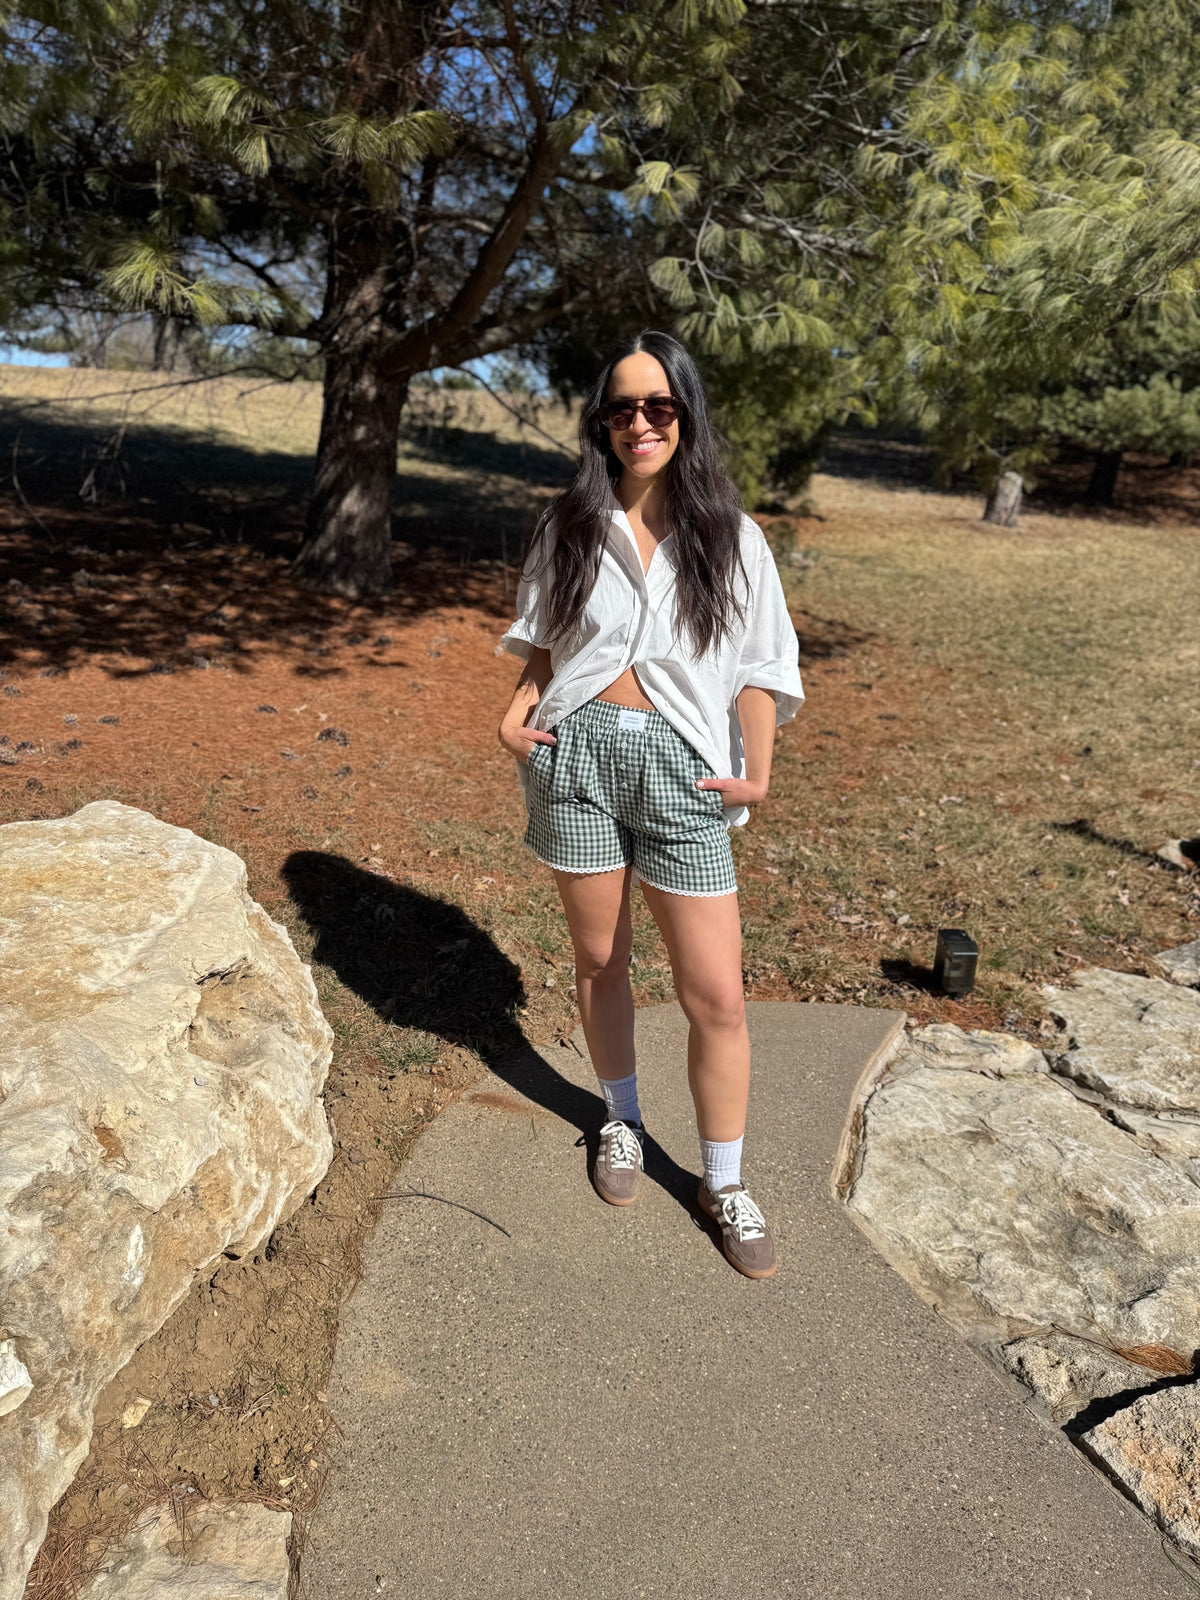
[633,871,738,899]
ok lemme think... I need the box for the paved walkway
[301,1003,1183,1600]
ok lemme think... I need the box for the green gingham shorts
[524,699,738,897]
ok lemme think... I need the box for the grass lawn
[743,473,1198,1026]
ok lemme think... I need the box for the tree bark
[295,346,408,597]
[983,469,1022,526]
[292,0,432,598]
[1087,448,1122,505]
[294,204,409,598]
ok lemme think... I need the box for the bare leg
[638,884,747,1141]
[552,866,635,1082]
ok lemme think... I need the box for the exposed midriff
[594,664,656,710]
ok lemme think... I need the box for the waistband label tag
[617,708,648,732]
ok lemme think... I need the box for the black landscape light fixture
[934,928,979,996]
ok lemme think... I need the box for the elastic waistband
[563,698,672,734]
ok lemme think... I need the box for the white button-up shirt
[501,506,804,827]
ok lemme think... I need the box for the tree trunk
[983,469,1022,527]
[1086,448,1122,505]
[294,211,408,598]
[294,347,408,597]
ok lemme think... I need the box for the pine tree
[1037,311,1200,503]
[4,2,1199,562]
[0,0,747,594]
[887,2,1200,507]
[637,3,1200,509]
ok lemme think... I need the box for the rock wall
[0,802,333,1600]
[839,960,1200,1563]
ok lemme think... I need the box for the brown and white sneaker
[697,1181,777,1278]
[593,1120,645,1206]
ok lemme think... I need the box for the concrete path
[300,1003,1184,1600]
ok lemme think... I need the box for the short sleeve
[733,522,805,724]
[500,528,555,661]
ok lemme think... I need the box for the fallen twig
[236,1388,277,1424]
[371,1183,511,1238]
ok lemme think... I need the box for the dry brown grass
[733,474,1200,1025]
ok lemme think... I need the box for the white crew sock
[701,1134,744,1194]
[597,1070,642,1127]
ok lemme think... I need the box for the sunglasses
[598,396,682,431]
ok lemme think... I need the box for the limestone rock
[0,1341,32,1417]
[843,1025,1200,1351]
[0,802,333,1600]
[1108,1105,1200,1186]
[999,1332,1164,1424]
[77,1499,291,1599]
[1079,1384,1200,1559]
[1156,940,1200,990]
[843,1002,1200,1562]
[893,1021,1048,1078]
[120,1396,153,1431]
[1045,967,1200,1115]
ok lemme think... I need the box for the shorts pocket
[527,735,565,800]
[688,749,725,811]
[642,739,723,831]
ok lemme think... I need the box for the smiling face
[604,351,681,484]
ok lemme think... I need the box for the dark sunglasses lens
[601,405,635,429]
[600,399,679,429]
[643,400,678,427]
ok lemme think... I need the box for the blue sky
[0,346,69,366]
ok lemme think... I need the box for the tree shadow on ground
[0,401,874,678]
[0,416,876,681]
[280,851,700,1212]
[1056,819,1196,870]
[0,400,570,554]
[0,405,573,672]
[820,429,944,492]
[819,427,1200,527]
[789,609,878,661]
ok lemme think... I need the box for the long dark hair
[530,329,746,658]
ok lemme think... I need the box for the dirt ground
[2,369,1198,1596]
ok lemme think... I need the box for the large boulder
[839,1005,1200,1566]
[842,1023,1200,1351]
[997,1331,1182,1425]
[0,802,333,1600]
[1079,1385,1200,1560]
[1156,940,1200,990]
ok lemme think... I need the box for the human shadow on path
[281,851,700,1213]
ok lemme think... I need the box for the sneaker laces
[600,1120,642,1171]
[719,1187,766,1242]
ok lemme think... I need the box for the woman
[498,330,803,1279]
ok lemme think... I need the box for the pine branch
[715,207,873,260]
[384,128,566,375]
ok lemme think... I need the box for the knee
[680,983,745,1036]
[572,938,632,986]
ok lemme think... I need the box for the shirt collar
[606,490,673,580]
